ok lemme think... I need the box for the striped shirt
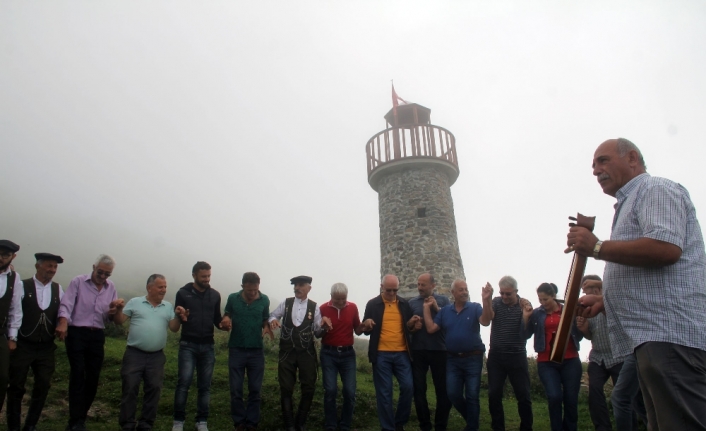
[586,313,626,368]
[489,296,526,352]
[603,173,706,357]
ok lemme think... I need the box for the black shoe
[22,427,37,431]
[395,427,405,431]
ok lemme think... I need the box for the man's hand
[407,315,423,331]
[482,282,493,301]
[175,306,189,322]
[566,226,599,256]
[108,298,126,315]
[423,296,439,312]
[522,299,533,320]
[220,315,232,331]
[576,316,589,332]
[8,339,16,351]
[55,317,68,341]
[577,294,605,318]
[321,316,333,331]
[269,319,281,331]
[361,318,375,332]
[262,324,275,341]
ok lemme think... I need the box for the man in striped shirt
[572,138,706,430]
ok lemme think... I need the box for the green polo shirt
[224,291,270,348]
[123,296,175,352]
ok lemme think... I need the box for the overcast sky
[3,1,705,357]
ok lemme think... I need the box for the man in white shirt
[0,239,23,418]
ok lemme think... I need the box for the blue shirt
[433,302,485,352]
[123,296,175,352]
[409,293,450,351]
[604,173,706,356]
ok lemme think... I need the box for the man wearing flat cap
[0,240,24,417]
[269,276,329,431]
[7,253,65,431]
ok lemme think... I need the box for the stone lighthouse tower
[365,99,465,298]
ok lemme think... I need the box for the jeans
[587,360,622,431]
[229,348,265,428]
[65,327,106,426]
[173,341,215,423]
[611,353,647,431]
[372,351,413,431]
[119,347,166,430]
[446,354,483,431]
[536,358,582,431]
[412,350,452,431]
[321,347,357,431]
[486,349,533,431]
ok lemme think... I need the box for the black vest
[0,270,17,330]
[279,297,317,352]
[18,278,60,344]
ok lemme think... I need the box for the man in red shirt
[319,283,365,431]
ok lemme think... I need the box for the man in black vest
[269,276,327,431]
[7,253,65,431]
[0,240,24,418]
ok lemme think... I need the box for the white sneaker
[172,421,184,431]
[195,422,209,431]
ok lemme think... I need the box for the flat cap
[0,240,20,253]
[35,253,64,264]
[290,275,313,285]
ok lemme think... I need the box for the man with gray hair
[318,282,364,431]
[113,274,182,431]
[483,275,533,431]
[56,254,125,431]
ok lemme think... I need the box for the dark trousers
[278,348,318,428]
[587,361,622,431]
[119,347,166,431]
[0,335,9,414]
[6,341,57,429]
[486,349,533,431]
[411,350,452,431]
[636,341,706,431]
[65,327,106,426]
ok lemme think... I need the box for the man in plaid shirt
[570,138,706,430]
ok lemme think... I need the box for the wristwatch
[593,240,604,260]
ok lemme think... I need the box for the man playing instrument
[571,138,706,430]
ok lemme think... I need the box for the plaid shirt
[603,173,706,357]
[586,313,627,368]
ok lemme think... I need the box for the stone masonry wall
[377,165,465,298]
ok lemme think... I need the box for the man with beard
[7,253,65,431]
[423,280,493,431]
[269,275,326,431]
[172,261,229,431]
[113,274,182,431]
[0,240,23,417]
[56,254,125,431]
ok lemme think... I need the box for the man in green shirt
[221,272,273,431]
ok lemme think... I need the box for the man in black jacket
[171,261,229,431]
[362,274,420,431]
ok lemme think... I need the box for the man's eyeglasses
[0,252,13,259]
[499,291,514,296]
[96,269,112,277]
[384,288,399,293]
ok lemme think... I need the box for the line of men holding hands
[2,137,706,431]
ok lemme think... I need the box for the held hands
[423,296,438,311]
[262,324,275,341]
[576,294,605,318]
[566,226,599,256]
[55,318,68,341]
[108,298,126,315]
[175,306,190,322]
[361,318,375,332]
[576,315,589,332]
[220,315,232,330]
[520,298,533,319]
[321,316,333,331]
[482,282,493,301]
[8,339,16,351]
[408,315,423,331]
[270,319,282,331]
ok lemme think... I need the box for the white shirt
[0,268,24,338]
[269,297,322,332]
[25,276,65,309]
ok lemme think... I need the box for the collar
[382,296,398,305]
[33,276,53,287]
[616,173,649,205]
[294,297,308,304]
[323,300,347,310]
[0,267,12,276]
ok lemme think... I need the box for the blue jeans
[372,351,413,431]
[229,348,265,428]
[320,347,357,431]
[611,354,647,430]
[537,358,582,431]
[446,354,483,431]
[173,341,215,423]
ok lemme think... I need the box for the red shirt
[320,300,361,347]
[537,305,579,362]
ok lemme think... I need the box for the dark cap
[290,275,312,285]
[0,240,20,253]
[35,253,64,264]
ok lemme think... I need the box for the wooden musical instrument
[549,213,595,363]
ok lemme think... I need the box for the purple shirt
[58,274,118,329]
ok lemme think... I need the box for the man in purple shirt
[56,254,125,431]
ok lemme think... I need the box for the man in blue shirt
[423,280,493,431]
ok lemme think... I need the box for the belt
[72,326,104,331]
[322,345,354,352]
[127,345,163,354]
[448,350,484,357]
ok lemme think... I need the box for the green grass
[3,331,616,431]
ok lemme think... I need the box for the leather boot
[294,393,314,431]
[281,397,296,431]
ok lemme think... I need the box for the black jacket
[362,295,414,363]
[174,283,223,344]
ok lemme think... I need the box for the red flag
[392,83,407,119]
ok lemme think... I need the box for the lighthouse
[365,97,465,298]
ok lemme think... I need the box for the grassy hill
[2,329,621,431]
